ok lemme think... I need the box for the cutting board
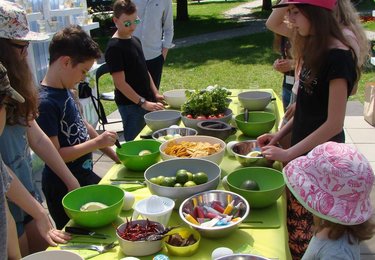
[240,202,280,229]
[108,164,145,180]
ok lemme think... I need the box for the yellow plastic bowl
[163,227,201,256]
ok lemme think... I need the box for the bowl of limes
[144,158,221,208]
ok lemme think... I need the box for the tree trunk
[262,0,272,11]
[176,0,189,21]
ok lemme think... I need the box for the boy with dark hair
[36,25,120,229]
[105,0,165,141]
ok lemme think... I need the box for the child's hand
[142,101,165,112]
[155,93,165,103]
[96,131,118,149]
[261,145,290,162]
[273,58,293,73]
[257,133,275,147]
[35,211,71,246]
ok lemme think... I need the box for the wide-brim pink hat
[283,142,374,225]
[0,1,48,41]
[273,0,337,11]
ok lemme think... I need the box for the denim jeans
[118,104,147,141]
[282,77,293,111]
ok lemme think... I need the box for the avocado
[240,180,260,191]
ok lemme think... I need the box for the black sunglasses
[9,41,30,55]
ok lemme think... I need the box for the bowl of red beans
[116,219,165,256]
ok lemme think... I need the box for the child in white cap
[0,0,72,255]
[283,142,375,259]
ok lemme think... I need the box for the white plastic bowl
[144,110,181,132]
[163,89,187,109]
[116,220,164,256]
[22,250,83,260]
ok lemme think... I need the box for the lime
[193,172,208,185]
[273,161,283,171]
[183,181,197,187]
[186,171,193,181]
[162,177,176,187]
[174,183,183,187]
[155,175,165,185]
[176,169,189,184]
[149,177,159,185]
[240,180,260,191]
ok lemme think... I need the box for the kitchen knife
[65,226,110,239]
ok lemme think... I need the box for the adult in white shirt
[133,0,174,89]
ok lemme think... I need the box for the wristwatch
[137,97,146,106]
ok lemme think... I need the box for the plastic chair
[93,62,122,131]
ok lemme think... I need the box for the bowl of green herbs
[181,86,232,129]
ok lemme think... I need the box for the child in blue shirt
[37,25,120,229]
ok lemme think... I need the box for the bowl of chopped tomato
[181,108,233,130]
[116,219,165,256]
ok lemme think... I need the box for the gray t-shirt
[0,155,13,260]
[302,232,360,260]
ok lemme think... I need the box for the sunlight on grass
[99,30,375,116]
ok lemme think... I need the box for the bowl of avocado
[225,167,285,208]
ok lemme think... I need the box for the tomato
[217,113,225,118]
[196,115,207,120]
[208,115,217,119]
[186,114,193,119]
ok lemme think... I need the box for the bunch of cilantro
[182,86,231,118]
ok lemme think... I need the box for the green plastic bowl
[116,139,161,171]
[235,112,276,137]
[62,185,124,228]
[226,167,285,208]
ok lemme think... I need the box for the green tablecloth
[55,89,292,260]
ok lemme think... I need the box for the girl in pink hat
[284,142,375,259]
[258,0,368,258]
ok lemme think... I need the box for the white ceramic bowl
[238,91,275,111]
[22,250,83,260]
[163,89,187,109]
[144,110,181,132]
[159,135,226,165]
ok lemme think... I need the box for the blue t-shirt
[37,86,93,177]
[302,232,360,260]
[0,124,41,223]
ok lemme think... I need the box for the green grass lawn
[96,0,375,116]
[363,21,375,31]
[98,30,375,115]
